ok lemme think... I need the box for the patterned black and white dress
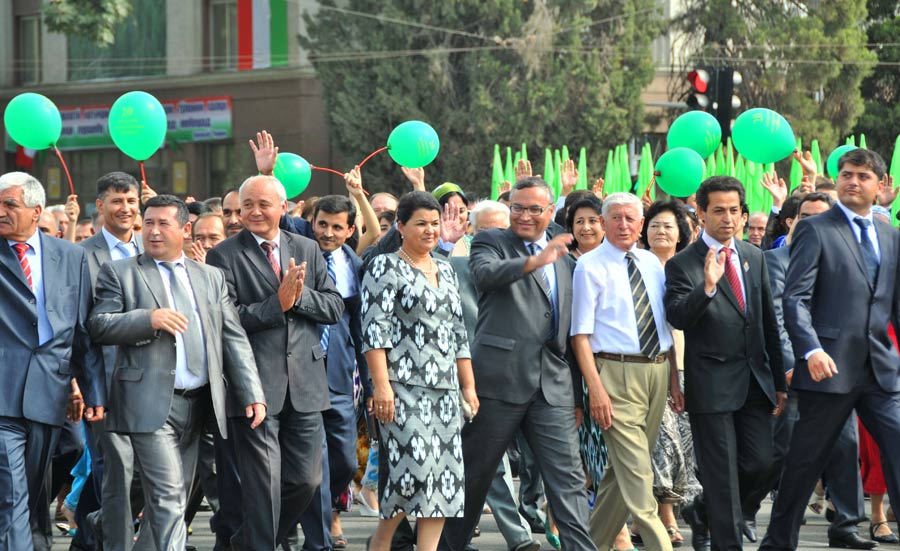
[361,252,470,519]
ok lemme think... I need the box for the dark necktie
[527,243,558,335]
[12,243,33,289]
[319,252,336,353]
[723,247,745,312]
[854,217,879,285]
[625,252,661,358]
[260,241,281,281]
[160,262,204,377]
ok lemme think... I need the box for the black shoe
[742,519,758,543]
[828,533,878,549]
[631,532,644,546]
[870,522,899,545]
[517,505,545,534]
[827,507,837,523]
[681,502,710,551]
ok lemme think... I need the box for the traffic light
[714,68,742,138]
[686,69,711,110]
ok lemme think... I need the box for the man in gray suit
[206,175,344,551]
[76,171,144,551]
[441,178,595,551]
[0,171,106,551]
[88,194,267,551]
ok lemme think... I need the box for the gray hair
[469,200,510,231]
[0,172,46,208]
[239,175,287,202]
[47,204,66,214]
[601,192,642,218]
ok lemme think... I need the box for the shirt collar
[701,230,737,253]
[836,201,873,226]
[251,229,281,248]
[327,245,346,262]
[153,253,188,268]
[524,232,550,250]
[8,230,42,255]
[100,225,137,251]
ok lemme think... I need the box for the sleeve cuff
[705,287,717,298]
[803,348,823,360]
[771,206,781,215]
[437,239,455,252]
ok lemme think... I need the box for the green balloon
[108,91,168,161]
[273,153,312,198]
[731,108,795,164]
[667,111,722,158]
[386,121,440,168]
[655,148,705,197]
[826,145,858,178]
[3,93,62,149]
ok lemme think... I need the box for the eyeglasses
[510,204,552,216]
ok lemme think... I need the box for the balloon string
[53,147,75,196]
[312,166,370,196]
[139,161,148,187]
[357,147,387,169]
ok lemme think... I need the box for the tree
[673,0,875,151]
[44,0,132,47]
[853,0,900,157]
[301,0,664,196]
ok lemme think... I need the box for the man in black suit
[760,148,900,551]
[665,176,787,551]
[206,175,344,551]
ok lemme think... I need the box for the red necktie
[723,247,745,312]
[13,243,33,289]
[260,241,281,281]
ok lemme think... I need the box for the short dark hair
[771,196,803,239]
[799,191,836,210]
[640,200,692,253]
[815,179,836,191]
[204,196,222,209]
[512,177,554,203]
[378,210,396,226]
[559,189,596,227]
[396,191,441,224]
[191,212,225,238]
[76,218,93,227]
[498,190,511,202]
[96,171,139,200]
[696,176,746,211]
[313,195,357,226]
[565,196,603,235]
[145,194,189,225]
[837,148,887,179]
[186,201,212,217]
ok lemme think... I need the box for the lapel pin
[743,261,750,272]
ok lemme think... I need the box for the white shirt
[328,246,358,298]
[154,255,208,390]
[570,240,673,354]
[701,231,746,302]
[8,231,52,345]
[836,201,880,261]
[101,226,139,261]
[252,230,282,272]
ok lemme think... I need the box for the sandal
[667,526,684,548]
[808,492,825,515]
[870,522,899,544]
[332,534,348,551]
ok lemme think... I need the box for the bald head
[239,175,287,240]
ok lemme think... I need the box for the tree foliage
[673,0,875,151]
[853,0,900,157]
[302,0,664,196]
[44,0,132,47]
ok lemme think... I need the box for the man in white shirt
[571,192,680,551]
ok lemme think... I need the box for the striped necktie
[625,252,660,358]
[527,243,557,336]
[319,252,337,354]
[13,243,33,289]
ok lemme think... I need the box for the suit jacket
[765,245,795,374]
[449,256,478,342]
[206,229,344,415]
[0,233,105,426]
[665,238,786,414]
[81,231,144,392]
[784,206,900,394]
[468,227,578,407]
[325,244,372,398]
[87,253,265,436]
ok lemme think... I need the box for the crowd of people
[2,131,900,551]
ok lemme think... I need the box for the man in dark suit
[440,178,595,551]
[88,195,267,551]
[296,193,372,551]
[206,175,344,551]
[0,171,106,551]
[76,171,144,551]
[664,176,787,551]
[760,148,900,551]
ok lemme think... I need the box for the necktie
[116,241,136,258]
[854,217,879,285]
[319,252,336,354]
[260,241,281,281]
[528,243,558,335]
[625,252,661,358]
[160,262,205,377]
[12,243,33,289]
[723,247,745,312]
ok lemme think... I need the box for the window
[17,15,41,85]
[210,0,238,71]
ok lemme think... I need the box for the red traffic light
[687,69,710,93]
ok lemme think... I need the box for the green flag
[553,149,563,198]
[725,138,735,177]
[505,147,514,184]
[491,144,504,200]
[521,143,528,162]
[891,135,900,226]
[577,147,588,190]
[604,150,615,193]
[544,148,555,187]
[715,147,726,177]
[789,137,802,191]
[860,134,868,150]
[811,139,823,175]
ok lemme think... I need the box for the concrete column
[0,0,15,87]
[166,0,203,76]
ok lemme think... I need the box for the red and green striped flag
[238,0,289,70]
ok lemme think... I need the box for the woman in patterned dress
[361,191,479,551]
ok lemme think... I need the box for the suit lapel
[0,239,31,291]
[89,236,112,268]
[829,207,871,288]
[504,228,551,305]
[239,230,280,290]
[137,254,168,308]
[693,239,744,316]
[185,259,213,335]
[40,234,63,305]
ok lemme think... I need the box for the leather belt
[595,351,667,364]
[174,385,209,398]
